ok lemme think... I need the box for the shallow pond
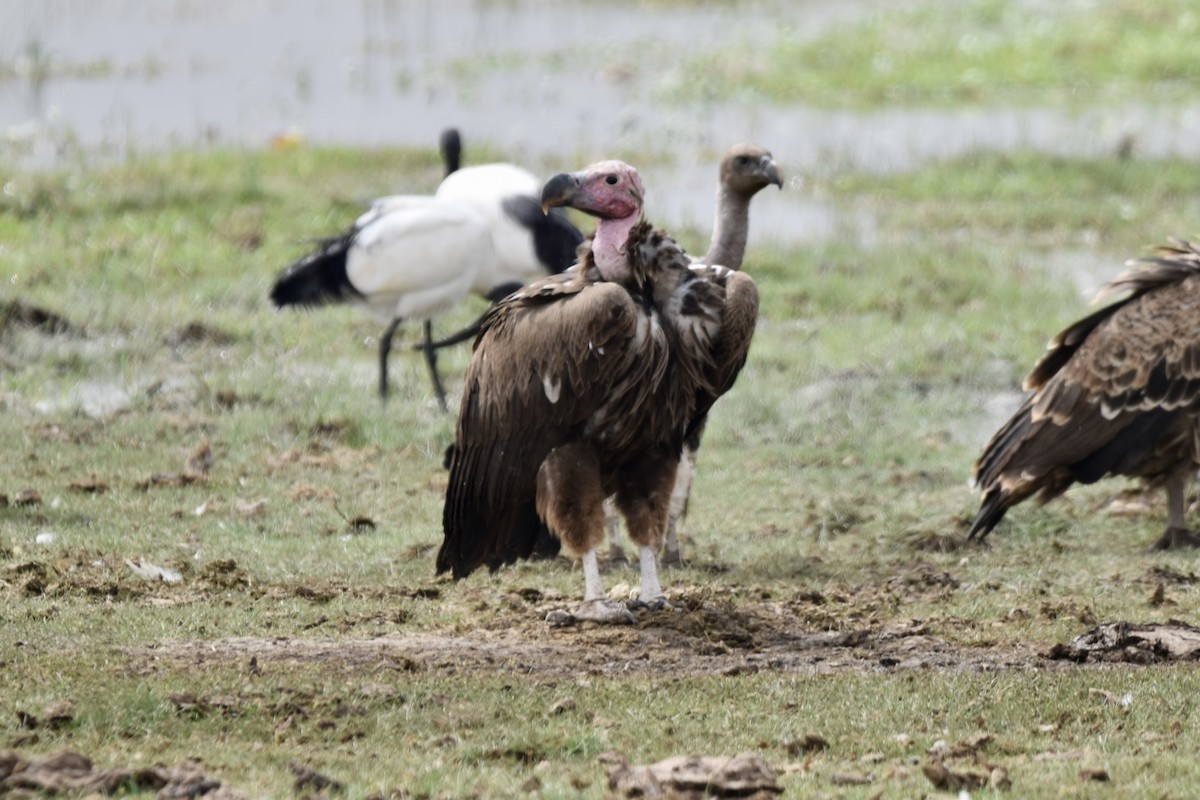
[5,0,1200,243]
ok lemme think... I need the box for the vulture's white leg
[662,447,697,567]
[1150,471,1200,550]
[634,545,671,611]
[569,550,635,624]
[538,444,634,625]
[582,548,607,602]
[603,497,629,566]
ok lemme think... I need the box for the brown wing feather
[1057,273,1200,416]
[438,277,641,578]
[681,266,759,441]
[970,241,1200,539]
[440,218,760,574]
[704,269,760,398]
[1026,238,1200,391]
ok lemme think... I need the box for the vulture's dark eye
[735,156,749,166]
[605,175,618,186]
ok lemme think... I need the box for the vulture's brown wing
[970,243,1200,538]
[679,266,759,442]
[438,275,641,578]
[1025,239,1200,392]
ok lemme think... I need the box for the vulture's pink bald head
[541,160,644,221]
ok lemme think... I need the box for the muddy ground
[129,601,1044,679]
[110,564,1187,680]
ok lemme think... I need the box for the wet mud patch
[2,553,263,602]
[1141,565,1200,586]
[639,593,763,651]
[3,556,167,601]
[2,551,450,610]
[907,529,967,553]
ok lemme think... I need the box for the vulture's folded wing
[678,265,760,440]
[970,242,1200,537]
[439,277,641,577]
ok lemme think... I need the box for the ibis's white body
[347,198,491,324]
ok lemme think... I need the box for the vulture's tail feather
[967,488,1010,541]
[439,444,545,578]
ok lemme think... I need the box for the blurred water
[0,0,857,163]
[4,0,1200,242]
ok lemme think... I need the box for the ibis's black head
[439,128,463,176]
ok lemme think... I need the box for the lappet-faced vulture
[606,143,781,566]
[438,161,759,623]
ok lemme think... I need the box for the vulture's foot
[660,544,683,568]
[605,542,630,569]
[628,596,673,613]
[546,599,636,626]
[545,609,575,627]
[1148,526,1200,551]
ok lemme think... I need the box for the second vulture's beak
[763,159,783,189]
[541,171,582,215]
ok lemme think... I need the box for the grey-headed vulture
[438,161,759,623]
[649,143,781,566]
[970,239,1200,550]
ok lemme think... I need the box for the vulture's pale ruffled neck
[592,213,640,283]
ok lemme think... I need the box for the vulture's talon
[628,596,672,613]
[1149,526,1200,551]
[572,600,636,625]
[545,609,577,627]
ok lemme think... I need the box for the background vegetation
[5,1,1200,797]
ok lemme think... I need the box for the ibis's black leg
[426,282,526,351]
[484,281,526,304]
[427,315,485,350]
[421,320,448,413]
[378,318,403,403]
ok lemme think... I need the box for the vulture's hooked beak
[762,159,783,189]
[541,171,582,215]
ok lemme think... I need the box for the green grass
[669,0,1200,107]
[4,143,1200,797]
[827,150,1200,251]
[7,657,1195,797]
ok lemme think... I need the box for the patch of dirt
[1142,564,1200,585]
[163,321,236,348]
[22,555,1173,679]
[0,749,245,798]
[1047,621,1200,664]
[0,300,74,335]
[602,750,781,798]
[126,587,1046,678]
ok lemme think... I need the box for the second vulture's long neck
[592,212,641,284]
[699,184,751,270]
